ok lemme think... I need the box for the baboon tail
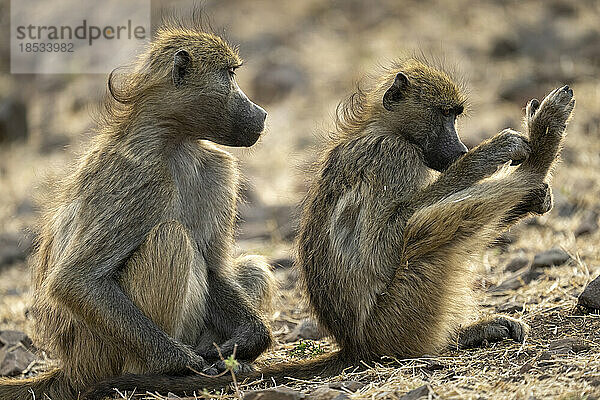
[84,352,347,400]
[0,368,77,400]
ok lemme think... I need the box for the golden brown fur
[83,60,574,399]
[0,21,274,400]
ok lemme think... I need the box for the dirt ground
[1,0,600,399]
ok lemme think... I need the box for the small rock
[577,275,600,312]
[575,211,599,237]
[496,301,524,314]
[505,256,530,272]
[586,376,600,387]
[0,331,33,349]
[0,98,28,143]
[327,381,365,392]
[490,267,543,292]
[396,384,433,400]
[531,248,571,269]
[547,0,578,17]
[538,351,552,360]
[308,387,348,400]
[422,359,446,372]
[285,319,324,342]
[548,338,590,354]
[0,346,37,376]
[519,359,534,374]
[244,387,305,400]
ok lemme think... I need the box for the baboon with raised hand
[85,60,574,399]
[0,21,276,400]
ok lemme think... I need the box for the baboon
[0,22,276,400]
[85,60,575,399]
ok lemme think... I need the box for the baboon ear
[172,49,191,87]
[383,72,409,111]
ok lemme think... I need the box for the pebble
[244,387,305,400]
[531,248,571,269]
[577,275,600,312]
[505,256,530,272]
[308,387,349,400]
[0,346,37,376]
[548,338,590,354]
[285,319,325,342]
[327,381,365,392]
[396,384,434,400]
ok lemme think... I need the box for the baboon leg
[456,315,528,349]
[193,257,273,372]
[119,221,201,372]
[234,255,276,313]
[412,129,531,207]
[196,269,272,366]
[367,175,535,356]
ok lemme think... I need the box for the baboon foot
[458,315,529,349]
[527,85,575,143]
[525,182,553,215]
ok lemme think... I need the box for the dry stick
[212,343,241,400]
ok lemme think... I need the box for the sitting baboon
[85,60,575,399]
[0,22,275,400]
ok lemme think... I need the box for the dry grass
[1,0,600,399]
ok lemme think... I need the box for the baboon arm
[43,212,192,369]
[409,130,530,209]
[200,270,272,362]
[46,268,181,361]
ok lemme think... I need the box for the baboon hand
[527,85,575,143]
[487,129,531,168]
[150,343,207,375]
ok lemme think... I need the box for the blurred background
[0,0,599,397]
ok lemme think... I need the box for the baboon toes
[529,84,575,140]
[490,315,529,343]
[528,183,553,215]
[526,98,540,119]
[458,315,529,349]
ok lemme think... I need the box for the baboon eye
[442,108,451,117]
[228,67,236,77]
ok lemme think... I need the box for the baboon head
[382,60,468,172]
[110,27,267,147]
